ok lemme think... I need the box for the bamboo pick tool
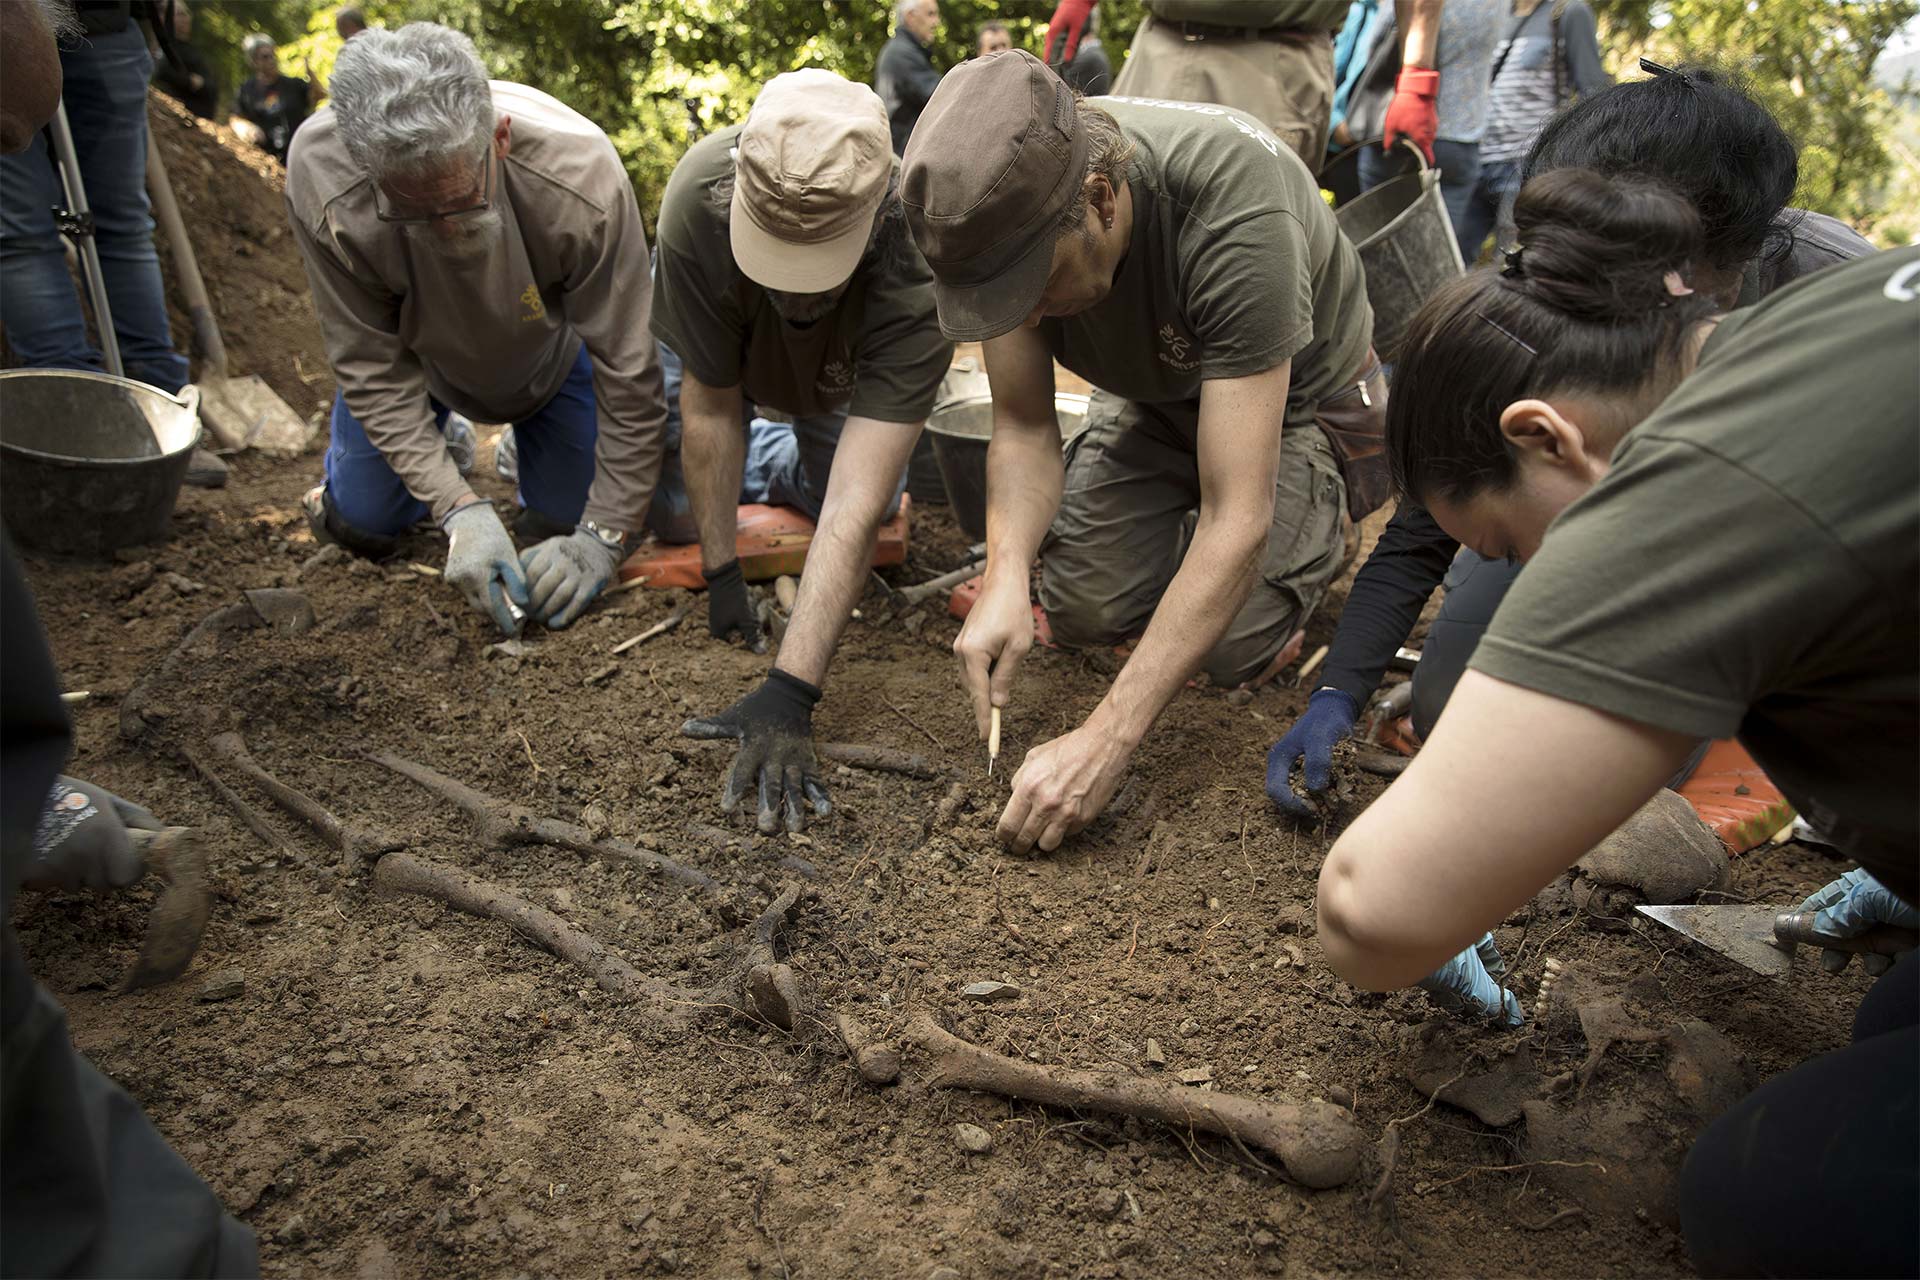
[988,705,1002,778]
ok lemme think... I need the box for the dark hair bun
[1510,169,1706,320]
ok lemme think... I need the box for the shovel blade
[1636,904,1795,976]
[199,375,314,457]
[119,827,212,993]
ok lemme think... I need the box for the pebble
[1328,1084,1354,1110]
[196,970,245,1002]
[1225,688,1253,707]
[927,1269,962,1280]
[1144,1038,1167,1067]
[1176,1067,1213,1086]
[274,1213,307,1245]
[953,1122,992,1154]
[960,980,1021,1002]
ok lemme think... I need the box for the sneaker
[301,482,333,546]
[443,412,478,476]
[183,447,229,489]
[494,423,519,484]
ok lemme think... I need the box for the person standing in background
[1459,0,1608,260]
[149,0,219,120]
[975,20,1011,56]
[336,5,369,41]
[1357,0,1503,257]
[875,0,941,156]
[231,32,311,164]
[1059,6,1112,94]
[0,0,191,392]
[1107,1,1347,168]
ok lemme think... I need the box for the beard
[764,279,849,326]
[404,206,504,266]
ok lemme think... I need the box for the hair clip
[1501,245,1525,278]
[1475,312,1538,356]
[1662,270,1694,298]
[1639,57,1682,80]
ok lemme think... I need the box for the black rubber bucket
[0,370,202,558]
[925,393,1089,540]
[1332,141,1465,361]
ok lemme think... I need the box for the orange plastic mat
[947,574,1056,647]
[617,499,910,590]
[1676,739,1795,855]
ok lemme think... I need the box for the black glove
[704,559,765,652]
[682,669,832,834]
[24,776,160,892]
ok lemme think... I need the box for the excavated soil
[7,93,1871,1280]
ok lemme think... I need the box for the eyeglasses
[374,148,495,225]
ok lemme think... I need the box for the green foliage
[1590,0,1919,234]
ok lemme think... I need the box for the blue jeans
[646,341,901,544]
[0,26,189,392]
[1358,136,1482,264]
[324,344,598,538]
[1455,157,1522,267]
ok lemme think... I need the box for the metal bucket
[1333,141,1465,361]
[925,392,1089,540]
[0,370,202,558]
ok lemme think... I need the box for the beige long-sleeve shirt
[285,82,666,534]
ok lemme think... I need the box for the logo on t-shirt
[1156,322,1197,373]
[519,283,546,323]
[816,359,856,397]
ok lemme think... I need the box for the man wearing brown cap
[664,69,952,833]
[902,50,1380,855]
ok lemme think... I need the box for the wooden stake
[611,606,687,654]
[988,705,1002,777]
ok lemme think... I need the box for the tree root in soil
[180,741,294,859]
[208,732,405,865]
[814,742,946,779]
[904,1013,1365,1188]
[366,751,716,892]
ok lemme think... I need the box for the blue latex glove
[443,502,530,636]
[1798,868,1920,976]
[519,528,622,630]
[1417,933,1524,1027]
[1265,688,1359,817]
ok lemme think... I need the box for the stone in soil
[953,1122,993,1154]
[195,969,245,1002]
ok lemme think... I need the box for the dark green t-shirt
[1147,1,1349,31]
[1039,96,1372,430]
[650,127,953,423]
[1472,246,1919,901]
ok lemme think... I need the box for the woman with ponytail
[1318,168,1917,1277]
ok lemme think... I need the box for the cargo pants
[1110,14,1336,168]
[1038,393,1348,688]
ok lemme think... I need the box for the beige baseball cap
[730,69,891,294]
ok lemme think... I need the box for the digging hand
[1798,868,1920,976]
[443,501,530,636]
[519,527,623,629]
[23,776,160,893]
[1417,933,1524,1027]
[999,723,1130,855]
[954,571,1034,739]
[704,559,765,652]
[682,670,831,834]
[1265,688,1358,818]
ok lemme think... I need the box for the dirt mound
[147,90,333,419]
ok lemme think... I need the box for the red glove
[1382,67,1440,163]
[1044,0,1096,70]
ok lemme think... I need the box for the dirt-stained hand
[682,670,831,834]
[997,725,1131,855]
[953,572,1034,739]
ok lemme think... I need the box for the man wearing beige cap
[664,69,952,833]
[902,50,1381,855]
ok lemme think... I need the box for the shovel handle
[1774,913,1920,957]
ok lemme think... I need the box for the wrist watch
[580,519,628,551]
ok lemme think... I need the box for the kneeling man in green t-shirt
[902,50,1378,853]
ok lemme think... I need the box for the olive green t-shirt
[1472,246,1919,901]
[1147,1,1349,31]
[1038,96,1372,430]
[651,127,952,423]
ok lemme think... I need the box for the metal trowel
[1635,903,1919,976]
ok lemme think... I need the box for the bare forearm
[1396,0,1442,67]
[1095,513,1266,745]
[982,426,1063,589]
[679,381,745,574]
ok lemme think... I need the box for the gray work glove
[443,501,530,636]
[24,777,160,892]
[1417,933,1525,1027]
[519,528,623,630]
[1798,868,1920,976]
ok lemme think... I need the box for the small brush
[988,705,1001,778]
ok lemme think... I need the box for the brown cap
[901,50,1089,340]
[730,70,891,294]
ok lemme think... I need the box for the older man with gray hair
[287,22,667,633]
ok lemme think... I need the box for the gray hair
[896,0,930,24]
[242,32,275,57]
[329,23,495,183]
[36,0,82,41]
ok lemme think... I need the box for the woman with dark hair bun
[1264,65,1875,853]
[1316,167,1917,1278]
